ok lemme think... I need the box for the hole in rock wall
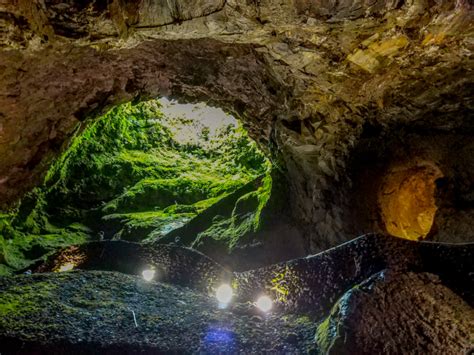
[378,164,443,240]
[0,98,274,275]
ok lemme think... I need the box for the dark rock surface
[33,241,232,294]
[235,234,474,314]
[316,270,474,354]
[30,234,474,315]
[0,1,473,351]
[0,234,472,353]
[0,0,472,251]
[0,271,315,354]
[1,254,472,353]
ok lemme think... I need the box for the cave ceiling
[0,0,472,249]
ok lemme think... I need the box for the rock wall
[32,234,474,315]
[349,131,474,243]
[0,0,473,250]
[316,271,474,354]
[235,233,474,314]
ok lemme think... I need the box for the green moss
[0,264,13,276]
[101,195,231,242]
[315,315,334,353]
[0,232,89,271]
[0,213,16,240]
[102,210,193,242]
[0,281,57,316]
[190,169,274,252]
[315,287,362,353]
[191,208,256,252]
[192,196,222,211]
[270,266,292,302]
[0,296,21,317]
[102,176,222,214]
[67,223,93,234]
[3,99,271,269]
[0,280,60,336]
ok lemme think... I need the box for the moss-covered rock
[101,176,234,214]
[315,271,474,354]
[193,172,275,250]
[1,99,270,272]
[0,271,316,353]
[102,211,193,242]
[0,231,89,272]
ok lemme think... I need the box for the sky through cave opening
[0,98,272,275]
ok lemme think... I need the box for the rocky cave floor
[1,271,316,354]
[1,239,473,354]
[0,0,473,353]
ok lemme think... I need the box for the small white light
[142,269,155,282]
[58,262,75,272]
[216,284,233,304]
[256,295,273,312]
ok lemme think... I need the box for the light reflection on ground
[203,325,237,351]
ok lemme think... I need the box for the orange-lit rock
[0,0,472,250]
[379,164,443,240]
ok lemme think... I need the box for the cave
[3,97,303,272]
[0,0,473,353]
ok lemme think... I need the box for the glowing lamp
[58,262,75,272]
[216,284,233,304]
[142,269,156,282]
[256,295,273,312]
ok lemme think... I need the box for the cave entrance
[378,164,443,240]
[43,98,271,243]
[1,98,272,274]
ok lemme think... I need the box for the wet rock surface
[0,1,473,352]
[33,241,233,293]
[316,270,474,354]
[235,233,474,313]
[0,234,473,353]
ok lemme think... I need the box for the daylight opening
[378,164,443,240]
[0,98,271,274]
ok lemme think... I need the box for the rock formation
[316,271,474,354]
[0,2,473,352]
[1,0,472,251]
[1,236,472,353]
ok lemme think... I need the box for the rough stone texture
[349,132,474,243]
[377,163,442,240]
[316,270,474,354]
[34,241,233,293]
[34,234,474,315]
[235,233,474,314]
[0,271,316,354]
[0,0,473,251]
[1,236,472,353]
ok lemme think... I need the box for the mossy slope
[0,100,270,273]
